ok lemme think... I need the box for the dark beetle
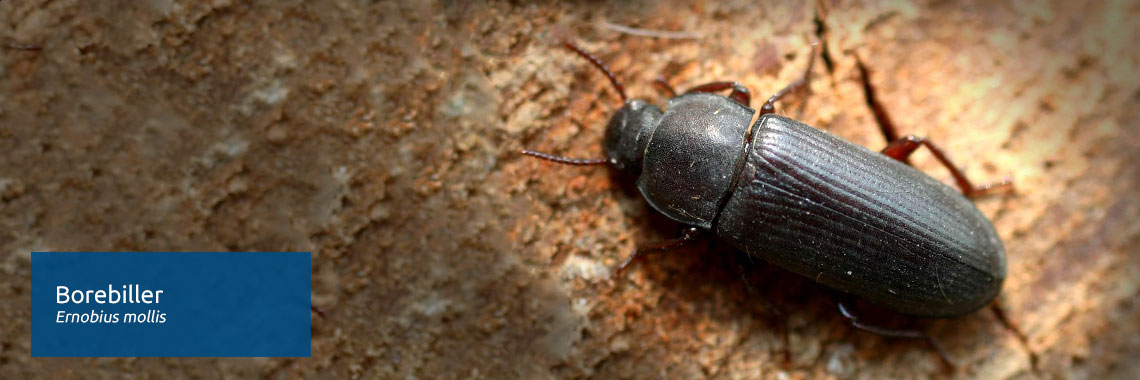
[523,41,1012,319]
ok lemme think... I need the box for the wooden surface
[2,1,1138,379]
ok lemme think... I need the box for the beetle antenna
[520,149,609,166]
[561,40,628,102]
[519,41,623,167]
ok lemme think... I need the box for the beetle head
[603,99,662,172]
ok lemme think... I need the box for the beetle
[522,40,1012,356]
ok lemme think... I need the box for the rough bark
[2,1,1138,379]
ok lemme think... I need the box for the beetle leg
[683,81,752,107]
[857,52,1013,197]
[760,40,819,116]
[881,136,1013,198]
[616,227,702,274]
[653,76,678,98]
[731,255,793,366]
[838,301,955,369]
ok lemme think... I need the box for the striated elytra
[523,41,1009,319]
[611,93,1004,318]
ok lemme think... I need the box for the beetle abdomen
[715,115,1005,317]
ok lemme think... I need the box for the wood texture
[1,0,1138,379]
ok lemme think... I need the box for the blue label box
[32,252,311,357]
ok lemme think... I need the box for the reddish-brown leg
[760,41,819,116]
[881,136,1013,198]
[653,76,678,98]
[617,227,702,274]
[857,51,1012,197]
[683,81,751,107]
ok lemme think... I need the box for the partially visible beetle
[522,40,1012,357]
